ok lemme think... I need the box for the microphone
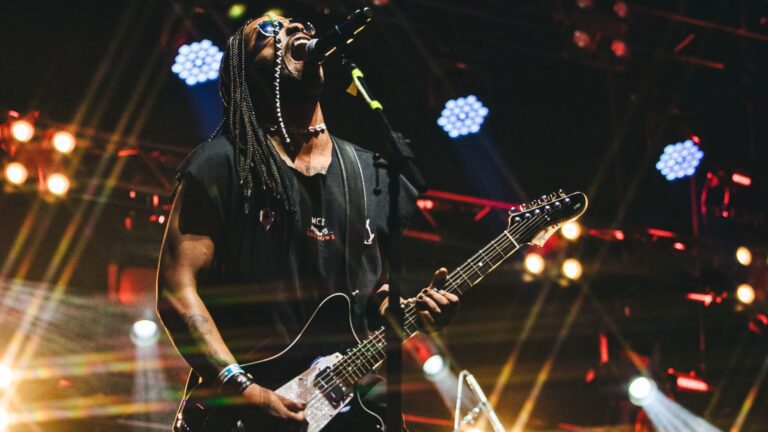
[295,7,374,63]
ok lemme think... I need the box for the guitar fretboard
[317,211,554,390]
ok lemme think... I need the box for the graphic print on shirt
[307,216,336,241]
[364,218,375,245]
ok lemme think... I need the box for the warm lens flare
[10,119,35,142]
[47,173,71,196]
[0,364,13,389]
[562,258,583,280]
[561,221,582,240]
[736,284,755,305]
[524,253,545,275]
[52,131,77,154]
[736,246,752,266]
[4,162,29,185]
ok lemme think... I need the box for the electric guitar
[173,190,588,432]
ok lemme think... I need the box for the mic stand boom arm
[342,53,427,432]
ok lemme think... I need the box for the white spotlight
[423,354,446,377]
[4,162,28,185]
[562,258,583,280]
[0,365,12,389]
[736,246,752,266]
[628,376,657,406]
[524,253,545,275]
[46,173,70,196]
[131,319,159,347]
[560,221,582,241]
[736,284,755,305]
[10,119,35,142]
[52,131,76,154]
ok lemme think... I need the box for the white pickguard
[275,353,352,432]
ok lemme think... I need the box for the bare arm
[156,179,235,381]
[156,178,305,427]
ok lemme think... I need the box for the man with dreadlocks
[157,13,459,431]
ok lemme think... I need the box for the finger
[423,289,450,306]
[416,293,441,314]
[417,309,435,326]
[430,268,448,289]
[278,395,305,412]
[440,290,460,304]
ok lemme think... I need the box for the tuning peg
[508,206,517,215]
[558,189,565,197]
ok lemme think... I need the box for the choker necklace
[267,123,328,136]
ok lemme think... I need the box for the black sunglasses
[256,18,316,38]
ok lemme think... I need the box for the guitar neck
[329,224,532,387]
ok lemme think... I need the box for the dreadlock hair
[218,21,294,215]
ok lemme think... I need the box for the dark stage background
[1,0,767,431]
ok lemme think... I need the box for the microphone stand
[455,370,506,432]
[341,50,427,432]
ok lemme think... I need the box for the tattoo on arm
[184,314,213,337]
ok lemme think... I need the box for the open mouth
[289,37,310,61]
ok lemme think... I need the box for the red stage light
[731,173,752,187]
[416,198,435,210]
[129,190,136,199]
[613,0,629,18]
[152,194,160,207]
[647,228,676,238]
[610,39,628,58]
[599,333,609,364]
[572,30,592,49]
[673,242,686,251]
[691,134,701,145]
[676,376,709,392]
[613,230,625,240]
[585,368,596,383]
[686,292,714,307]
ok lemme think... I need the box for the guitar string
[311,214,551,394]
[311,212,555,393]
[308,212,555,396]
[319,214,546,387]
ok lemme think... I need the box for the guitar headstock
[507,190,588,247]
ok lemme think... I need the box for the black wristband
[220,371,254,395]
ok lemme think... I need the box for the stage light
[131,319,160,347]
[575,0,594,9]
[655,138,704,181]
[736,284,755,305]
[524,253,545,275]
[52,130,76,154]
[46,173,70,196]
[10,119,35,142]
[610,39,628,58]
[416,198,435,210]
[228,2,247,19]
[736,246,752,266]
[676,376,709,392]
[732,172,752,187]
[0,365,13,389]
[437,95,489,138]
[560,221,582,240]
[4,162,28,185]
[422,354,446,377]
[613,0,629,18]
[562,258,583,280]
[172,39,224,87]
[628,376,657,406]
[572,29,592,49]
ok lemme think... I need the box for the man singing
[157,13,459,431]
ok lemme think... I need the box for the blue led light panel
[437,95,489,138]
[172,39,224,87]
[655,139,704,181]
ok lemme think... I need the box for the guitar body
[174,293,384,432]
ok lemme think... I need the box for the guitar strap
[332,137,366,297]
